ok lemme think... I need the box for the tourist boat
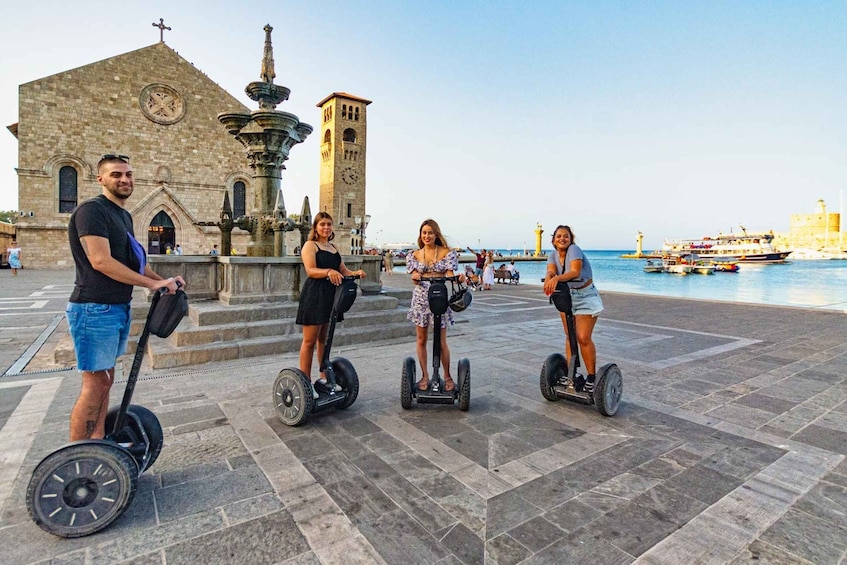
[643,259,664,273]
[662,228,791,263]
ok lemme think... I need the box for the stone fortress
[774,198,846,256]
[7,28,372,268]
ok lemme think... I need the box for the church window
[342,104,347,119]
[347,203,352,218]
[324,130,331,143]
[233,181,246,218]
[343,128,356,143]
[59,166,78,213]
[354,107,360,121]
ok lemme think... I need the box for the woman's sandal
[418,379,429,391]
[444,376,456,392]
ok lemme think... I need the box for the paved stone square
[0,270,845,564]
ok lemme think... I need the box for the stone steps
[142,293,416,369]
[146,320,415,369]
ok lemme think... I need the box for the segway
[26,285,187,537]
[401,276,471,411]
[540,282,622,417]
[273,275,361,426]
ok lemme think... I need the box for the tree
[0,211,18,224]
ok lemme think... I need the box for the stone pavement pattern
[0,270,845,564]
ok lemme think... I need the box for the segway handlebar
[420,274,462,283]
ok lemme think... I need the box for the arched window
[323,130,331,143]
[343,128,357,143]
[233,181,246,218]
[354,107,360,121]
[59,166,78,213]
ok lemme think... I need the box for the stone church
[9,41,256,268]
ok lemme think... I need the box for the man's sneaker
[584,374,596,395]
[573,374,586,392]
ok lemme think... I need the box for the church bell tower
[316,92,372,254]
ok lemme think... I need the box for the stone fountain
[218,24,313,257]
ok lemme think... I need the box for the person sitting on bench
[507,260,520,284]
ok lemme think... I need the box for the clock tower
[316,92,372,254]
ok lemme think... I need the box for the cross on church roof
[152,18,171,43]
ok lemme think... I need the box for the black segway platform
[26,285,186,537]
[401,276,471,411]
[273,276,361,426]
[539,282,622,417]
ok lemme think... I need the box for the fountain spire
[260,24,276,83]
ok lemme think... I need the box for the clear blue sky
[1,1,845,250]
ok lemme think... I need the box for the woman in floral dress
[407,219,462,391]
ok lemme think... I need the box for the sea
[396,250,847,312]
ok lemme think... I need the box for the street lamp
[352,214,371,254]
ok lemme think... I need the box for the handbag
[148,289,188,338]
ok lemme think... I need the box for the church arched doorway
[148,211,175,254]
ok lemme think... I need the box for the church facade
[9,42,255,268]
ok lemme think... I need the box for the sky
[1,1,845,251]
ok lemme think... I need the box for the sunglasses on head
[101,154,130,162]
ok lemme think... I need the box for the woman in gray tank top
[543,225,604,393]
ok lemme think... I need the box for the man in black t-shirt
[66,154,185,441]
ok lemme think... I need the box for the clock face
[341,167,359,185]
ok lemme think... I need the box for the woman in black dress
[297,212,366,394]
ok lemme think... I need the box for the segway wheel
[332,357,359,410]
[105,405,163,472]
[401,357,416,409]
[273,368,314,426]
[26,442,138,538]
[540,353,565,401]
[457,358,470,411]
[595,363,623,417]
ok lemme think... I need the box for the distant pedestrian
[174,244,182,255]
[6,240,21,275]
[383,250,394,275]
[209,244,219,255]
[482,250,494,290]
[466,246,486,279]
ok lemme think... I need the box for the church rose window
[59,166,78,213]
[233,181,246,219]
[139,83,186,125]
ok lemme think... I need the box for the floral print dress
[407,249,458,328]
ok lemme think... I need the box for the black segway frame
[273,275,361,426]
[27,286,182,537]
[401,276,470,411]
[540,282,622,417]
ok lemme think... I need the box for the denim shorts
[570,284,604,316]
[66,302,131,372]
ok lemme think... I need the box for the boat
[679,253,715,275]
[710,258,739,273]
[662,255,692,275]
[662,227,791,263]
[643,259,664,273]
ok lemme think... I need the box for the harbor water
[396,250,847,312]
